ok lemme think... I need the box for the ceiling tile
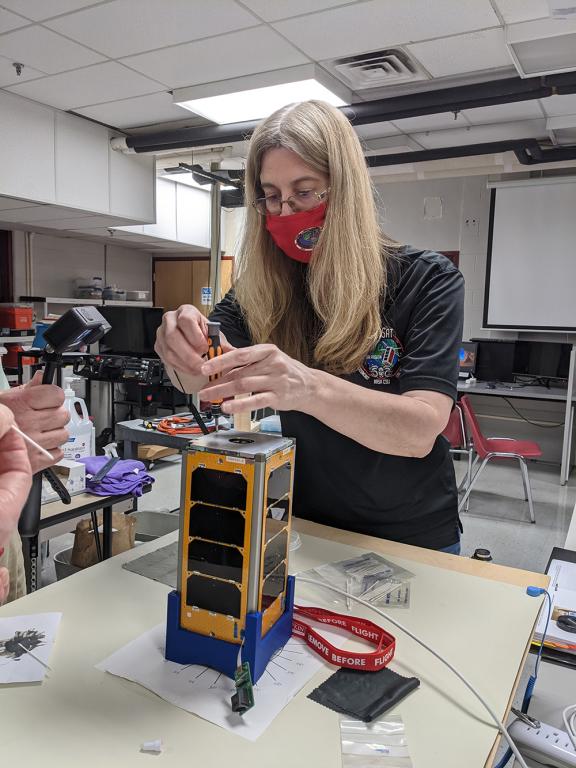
[410,119,547,148]
[75,91,194,129]
[0,25,105,74]
[462,100,544,124]
[407,29,512,78]
[0,54,45,86]
[240,0,354,22]
[0,0,99,21]
[46,0,258,58]
[272,0,500,60]
[493,0,550,24]
[540,94,576,116]
[353,121,401,139]
[0,7,29,33]
[6,61,163,110]
[123,27,308,89]
[391,113,471,132]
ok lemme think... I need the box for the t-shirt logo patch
[359,329,403,385]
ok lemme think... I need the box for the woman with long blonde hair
[156,100,464,552]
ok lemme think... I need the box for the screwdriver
[206,321,224,431]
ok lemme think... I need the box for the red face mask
[265,202,327,264]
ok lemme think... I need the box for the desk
[0,518,547,768]
[24,491,144,590]
[116,418,196,460]
[458,380,575,485]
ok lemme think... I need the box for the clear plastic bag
[340,714,414,767]
[305,553,414,609]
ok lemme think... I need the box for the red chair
[458,395,542,523]
[442,404,474,512]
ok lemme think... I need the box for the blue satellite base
[165,575,295,684]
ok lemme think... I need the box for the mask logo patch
[295,226,322,251]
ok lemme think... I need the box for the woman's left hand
[198,344,319,415]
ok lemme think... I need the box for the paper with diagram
[97,622,328,740]
[0,612,62,683]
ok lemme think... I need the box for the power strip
[509,718,576,767]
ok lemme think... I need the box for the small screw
[12,62,24,76]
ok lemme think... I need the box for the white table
[0,519,548,768]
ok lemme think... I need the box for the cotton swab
[17,642,52,671]
[11,425,54,461]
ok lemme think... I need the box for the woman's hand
[198,344,319,414]
[0,404,32,552]
[155,305,234,377]
[0,371,69,473]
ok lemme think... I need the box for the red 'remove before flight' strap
[292,605,395,672]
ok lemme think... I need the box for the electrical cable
[478,588,551,768]
[172,369,209,435]
[502,397,564,429]
[296,575,530,768]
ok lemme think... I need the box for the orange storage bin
[0,304,34,330]
[3,345,35,368]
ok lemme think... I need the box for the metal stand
[18,352,70,592]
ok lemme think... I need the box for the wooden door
[154,260,193,312]
[221,259,233,296]
[153,258,234,313]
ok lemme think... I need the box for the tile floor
[455,459,576,572]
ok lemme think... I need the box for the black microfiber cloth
[308,666,420,722]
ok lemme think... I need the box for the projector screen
[484,179,576,331]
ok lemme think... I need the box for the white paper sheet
[96,623,327,741]
[0,612,62,683]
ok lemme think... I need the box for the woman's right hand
[155,305,235,392]
[155,305,211,376]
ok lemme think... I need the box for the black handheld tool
[206,321,224,431]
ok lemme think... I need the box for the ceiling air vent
[331,49,428,89]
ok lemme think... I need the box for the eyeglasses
[253,188,330,216]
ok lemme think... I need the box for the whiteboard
[485,179,576,331]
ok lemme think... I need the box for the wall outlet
[509,718,576,767]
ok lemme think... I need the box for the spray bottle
[62,376,95,460]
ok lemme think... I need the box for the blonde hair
[234,100,397,375]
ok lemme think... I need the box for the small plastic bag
[340,714,414,767]
[307,553,414,609]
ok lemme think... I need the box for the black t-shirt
[210,247,465,549]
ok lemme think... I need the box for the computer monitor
[473,339,516,383]
[514,341,571,381]
[98,306,163,357]
[459,342,478,379]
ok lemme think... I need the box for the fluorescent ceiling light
[173,65,351,125]
[176,79,346,124]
